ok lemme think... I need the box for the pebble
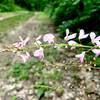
[75,97,80,100]
[63,91,74,99]
[28,89,34,95]
[16,83,23,91]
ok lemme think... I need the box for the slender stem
[0,43,99,53]
[41,43,93,49]
[34,84,55,90]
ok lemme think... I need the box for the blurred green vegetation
[0,12,34,32]
[11,57,63,98]
[0,0,99,36]
[47,0,100,36]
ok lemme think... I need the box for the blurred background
[0,0,100,36]
[0,1,100,100]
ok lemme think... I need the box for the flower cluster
[0,29,100,64]
[12,33,55,62]
[64,29,100,63]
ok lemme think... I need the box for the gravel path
[0,12,100,100]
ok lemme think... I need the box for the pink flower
[75,52,85,63]
[90,32,100,44]
[78,29,89,39]
[34,47,44,60]
[19,52,31,63]
[13,36,30,49]
[92,49,100,57]
[64,29,76,41]
[43,33,55,44]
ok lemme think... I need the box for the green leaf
[36,88,45,98]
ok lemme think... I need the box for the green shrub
[15,0,51,11]
[46,0,100,37]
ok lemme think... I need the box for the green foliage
[34,81,50,99]
[0,12,34,33]
[11,95,17,100]
[0,0,23,12]
[15,0,51,11]
[11,54,63,98]
[11,58,42,80]
[46,0,100,37]
[86,54,100,68]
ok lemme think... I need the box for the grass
[0,11,29,18]
[34,11,52,22]
[0,12,34,33]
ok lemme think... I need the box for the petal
[36,35,42,40]
[80,56,84,63]
[82,34,89,39]
[95,36,100,41]
[95,41,100,46]
[68,33,77,40]
[79,29,88,39]
[43,33,55,44]
[66,29,69,36]
[68,40,77,46]
[24,37,30,45]
[26,52,31,57]
[92,49,100,57]
[79,29,85,39]
[19,36,23,42]
[19,52,30,63]
[90,32,96,40]
[90,32,96,44]
[34,48,44,60]
[80,29,85,35]
[75,52,85,63]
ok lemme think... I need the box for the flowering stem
[40,43,93,49]
[0,43,99,53]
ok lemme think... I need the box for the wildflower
[75,52,85,63]
[92,49,100,57]
[19,52,31,63]
[43,33,55,44]
[64,29,76,41]
[90,32,100,44]
[68,40,78,49]
[13,36,30,49]
[78,29,89,40]
[34,47,44,60]
[68,40,77,46]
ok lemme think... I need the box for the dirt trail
[0,12,100,100]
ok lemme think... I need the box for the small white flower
[78,29,89,39]
[64,29,76,41]
[68,40,77,46]
[68,40,78,49]
[90,32,100,44]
